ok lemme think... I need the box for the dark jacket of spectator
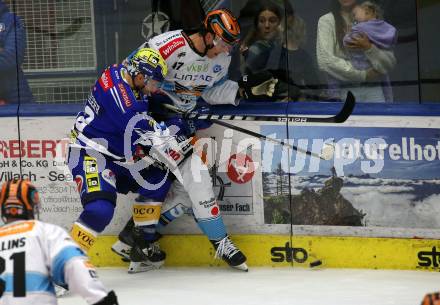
[0,1,33,104]
[245,39,321,101]
[243,7,321,101]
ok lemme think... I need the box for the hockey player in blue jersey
[111,8,279,273]
[67,47,171,268]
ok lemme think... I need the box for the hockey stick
[204,117,335,160]
[172,91,355,124]
[160,102,335,160]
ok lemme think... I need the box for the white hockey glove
[134,121,193,174]
[148,133,193,170]
[134,121,171,148]
[238,71,278,99]
[159,89,197,112]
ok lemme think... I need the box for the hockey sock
[132,201,162,242]
[118,217,135,246]
[73,199,114,252]
[156,203,187,233]
[71,221,98,252]
[196,216,227,241]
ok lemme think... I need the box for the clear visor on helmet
[143,76,161,94]
[213,35,238,53]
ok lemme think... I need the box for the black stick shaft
[209,118,324,159]
[160,102,326,160]
[158,90,355,124]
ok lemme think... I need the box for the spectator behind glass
[316,0,396,103]
[343,1,397,102]
[0,0,33,105]
[240,1,282,74]
[243,5,321,101]
[269,11,323,101]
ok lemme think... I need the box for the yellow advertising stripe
[88,235,440,271]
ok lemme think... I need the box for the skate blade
[111,241,132,261]
[231,262,248,272]
[128,260,164,274]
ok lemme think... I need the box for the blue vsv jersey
[73,64,154,159]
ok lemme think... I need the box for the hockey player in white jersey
[0,179,118,305]
[112,8,278,273]
[127,9,277,110]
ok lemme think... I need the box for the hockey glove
[158,89,196,112]
[93,290,118,305]
[134,120,193,175]
[238,71,278,99]
[134,121,171,148]
[421,292,440,305]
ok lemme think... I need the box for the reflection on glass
[240,1,283,73]
[0,0,33,105]
[269,9,322,101]
[0,0,435,105]
[419,0,440,103]
[238,1,323,101]
[317,0,397,103]
[7,0,95,104]
[343,1,397,103]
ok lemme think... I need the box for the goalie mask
[0,179,41,222]
[127,48,168,82]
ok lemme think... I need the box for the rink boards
[90,234,440,271]
[2,103,440,271]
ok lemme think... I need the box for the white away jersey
[0,220,107,305]
[142,30,239,109]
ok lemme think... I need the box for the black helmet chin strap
[201,33,214,57]
[129,72,145,98]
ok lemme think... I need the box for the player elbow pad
[93,290,118,305]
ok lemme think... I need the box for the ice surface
[58,267,440,305]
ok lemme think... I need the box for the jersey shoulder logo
[98,69,114,92]
[0,221,35,237]
[213,64,222,73]
[159,37,185,60]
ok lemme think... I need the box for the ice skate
[111,239,132,262]
[112,219,164,263]
[128,241,166,273]
[211,235,248,271]
[127,227,166,273]
[111,218,135,261]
